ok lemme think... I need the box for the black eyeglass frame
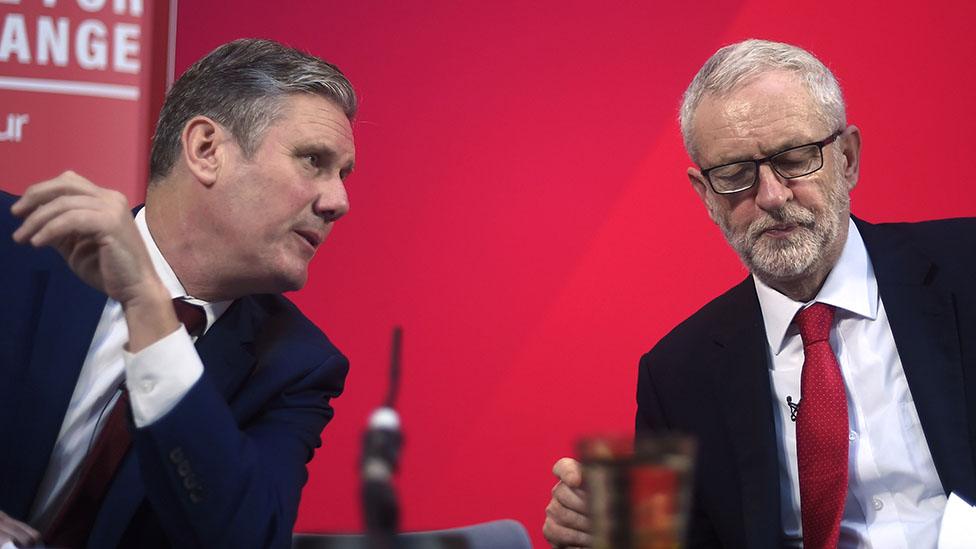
[699,130,844,195]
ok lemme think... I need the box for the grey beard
[712,178,849,283]
[734,203,826,280]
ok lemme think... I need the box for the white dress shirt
[756,218,947,548]
[28,208,231,530]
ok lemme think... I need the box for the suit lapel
[2,267,106,517]
[858,219,976,498]
[194,296,260,401]
[710,278,782,548]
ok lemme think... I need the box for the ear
[688,167,719,225]
[180,116,230,187]
[838,124,862,192]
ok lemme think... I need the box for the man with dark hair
[0,38,356,548]
[544,39,976,548]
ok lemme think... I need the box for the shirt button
[849,430,857,442]
[872,497,884,511]
[141,379,156,393]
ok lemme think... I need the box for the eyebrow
[757,136,814,157]
[712,136,817,166]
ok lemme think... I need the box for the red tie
[44,298,206,548]
[172,298,206,338]
[795,303,849,549]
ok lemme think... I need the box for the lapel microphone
[787,395,800,422]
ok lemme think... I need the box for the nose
[314,174,350,223]
[754,163,792,212]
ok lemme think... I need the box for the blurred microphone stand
[361,327,403,549]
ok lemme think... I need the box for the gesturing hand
[543,457,593,548]
[11,171,160,306]
[11,171,178,352]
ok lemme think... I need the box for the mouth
[760,223,798,238]
[294,229,323,251]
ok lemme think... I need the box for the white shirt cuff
[123,326,204,427]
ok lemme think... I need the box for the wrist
[122,280,179,353]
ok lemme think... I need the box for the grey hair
[149,38,358,182]
[679,39,846,164]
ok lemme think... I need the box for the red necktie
[44,298,206,548]
[795,303,849,549]
[172,298,206,338]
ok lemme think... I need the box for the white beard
[709,164,849,283]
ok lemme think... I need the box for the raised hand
[11,171,178,351]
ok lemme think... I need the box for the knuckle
[109,189,127,206]
[545,500,558,517]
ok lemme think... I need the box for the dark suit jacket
[636,217,976,548]
[0,191,349,548]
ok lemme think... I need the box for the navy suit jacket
[636,217,976,548]
[0,192,349,548]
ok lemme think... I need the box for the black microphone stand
[361,327,403,549]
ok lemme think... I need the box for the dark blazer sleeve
[637,346,723,548]
[128,298,349,549]
[634,275,779,549]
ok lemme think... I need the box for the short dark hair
[149,38,358,182]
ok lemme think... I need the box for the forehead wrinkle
[277,93,354,132]
[306,110,354,137]
[694,78,828,166]
[277,106,356,162]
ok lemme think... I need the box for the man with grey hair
[544,39,976,548]
[0,38,356,548]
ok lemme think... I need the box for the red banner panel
[0,0,173,203]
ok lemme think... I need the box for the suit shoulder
[871,217,976,239]
[642,277,753,366]
[1,191,19,238]
[1,191,63,271]
[246,294,345,361]
[863,217,976,270]
[0,190,17,206]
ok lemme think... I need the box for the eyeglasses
[699,130,843,195]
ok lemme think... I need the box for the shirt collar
[754,217,879,358]
[135,208,232,334]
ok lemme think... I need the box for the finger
[0,514,41,543]
[552,481,589,514]
[12,194,108,244]
[542,516,592,548]
[12,171,119,218]
[26,208,113,249]
[0,515,40,547]
[546,495,592,531]
[553,457,584,488]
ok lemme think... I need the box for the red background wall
[175,2,976,547]
[53,1,976,547]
